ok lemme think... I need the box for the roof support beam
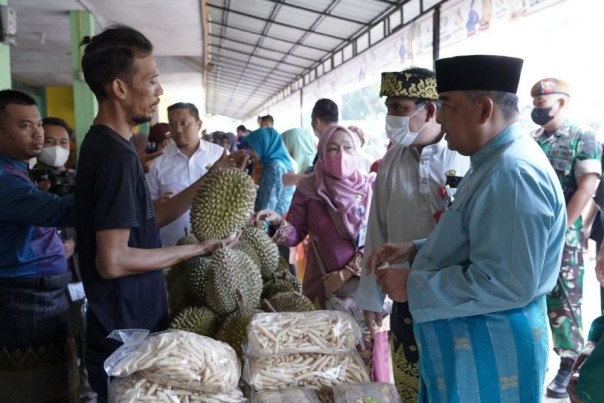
[210,22,331,53]
[208,3,348,41]
[209,33,317,63]
[262,0,369,26]
[209,44,310,69]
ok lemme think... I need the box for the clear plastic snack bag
[108,372,246,403]
[246,311,361,357]
[250,387,321,403]
[104,329,240,393]
[243,351,370,391]
[333,382,401,403]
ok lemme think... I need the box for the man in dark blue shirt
[0,89,77,401]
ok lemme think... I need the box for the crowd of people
[1,22,603,403]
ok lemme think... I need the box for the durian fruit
[205,248,263,316]
[261,269,302,299]
[169,306,218,337]
[239,226,280,279]
[235,238,262,270]
[167,275,192,318]
[216,308,262,357]
[261,278,296,300]
[176,233,198,245]
[275,255,293,275]
[183,255,212,306]
[163,263,185,291]
[189,168,257,241]
[265,291,314,313]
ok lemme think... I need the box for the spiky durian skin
[169,306,218,337]
[164,262,185,292]
[235,238,262,269]
[266,291,315,313]
[216,308,262,357]
[189,168,257,241]
[183,255,212,307]
[176,233,198,246]
[240,226,280,278]
[167,275,192,318]
[261,279,296,300]
[205,248,263,316]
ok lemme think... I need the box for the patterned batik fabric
[0,273,79,402]
[547,227,585,357]
[390,301,420,401]
[415,298,548,403]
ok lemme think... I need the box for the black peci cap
[435,55,523,94]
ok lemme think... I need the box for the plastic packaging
[104,329,240,393]
[250,387,321,403]
[246,311,361,357]
[108,372,246,403]
[244,351,370,391]
[333,382,402,403]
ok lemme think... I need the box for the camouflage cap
[380,71,438,100]
[530,78,570,97]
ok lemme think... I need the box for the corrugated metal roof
[206,0,400,119]
[9,0,441,120]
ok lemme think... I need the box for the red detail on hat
[539,79,557,95]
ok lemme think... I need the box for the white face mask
[385,105,427,147]
[39,146,70,168]
[28,157,37,170]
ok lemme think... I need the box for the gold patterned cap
[380,71,438,100]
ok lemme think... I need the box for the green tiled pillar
[70,10,96,161]
[0,0,11,89]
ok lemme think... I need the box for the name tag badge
[358,224,367,248]
[67,282,86,302]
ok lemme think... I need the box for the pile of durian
[165,168,314,358]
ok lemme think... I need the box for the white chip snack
[333,382,402,403]
[251,387,321,403]
[105,329,240,393]
[244,352,370,391]
[246,311,361,357]
[109,372,246,403]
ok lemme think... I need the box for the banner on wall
[413,13,434,56]
[440,0,567,48]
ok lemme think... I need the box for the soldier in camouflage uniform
[531,77,602,399]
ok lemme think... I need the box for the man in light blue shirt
[366,55,566,402]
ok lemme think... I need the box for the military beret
[530,78,570,97]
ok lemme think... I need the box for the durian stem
[262,298,277,313]
[235,289,244,310]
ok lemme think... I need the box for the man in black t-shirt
[76,25,247,401]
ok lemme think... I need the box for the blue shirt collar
[470,123,519,169]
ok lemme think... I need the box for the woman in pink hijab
[256,125,375,309]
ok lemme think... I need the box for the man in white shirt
[356,68,470,400]
[146,102,225,246]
